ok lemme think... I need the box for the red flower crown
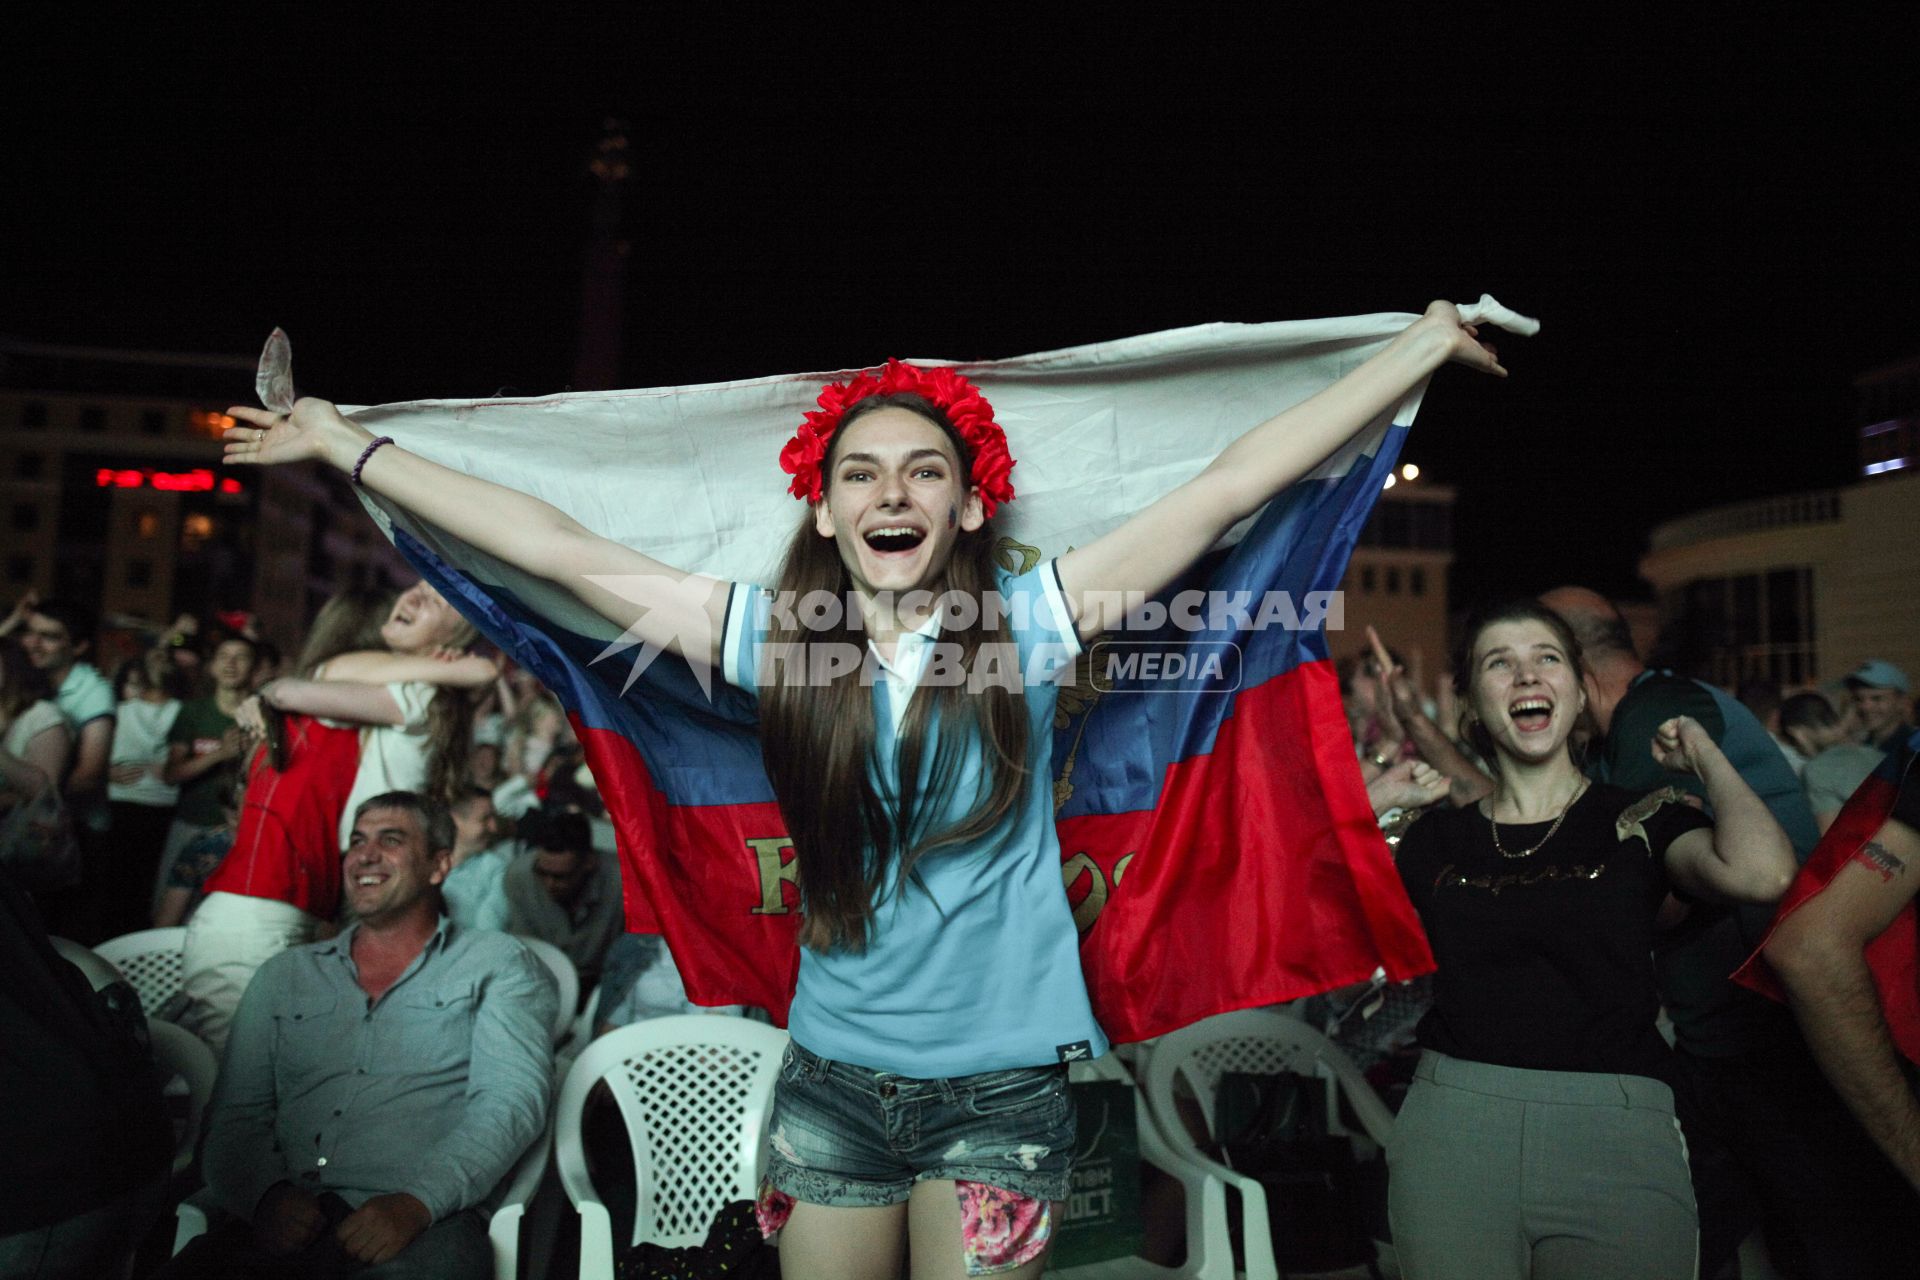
[780,359,1016,517]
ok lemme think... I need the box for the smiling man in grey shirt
[160,791,556,1278]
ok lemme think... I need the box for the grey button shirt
[203,918,557,1223]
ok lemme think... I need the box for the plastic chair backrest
[1143,1008,1395,1149]
[95,927,189,1015]
[512,935,580,1043]
[49,936,125,993]
[147,1018,218,1176]
[555,1015,787,1249]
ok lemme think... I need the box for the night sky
[9,12,1917,607]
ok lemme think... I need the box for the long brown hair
[423,613,480,808]
[297,587,397,676]
[0,643,53,723]
[760,396,1031,953]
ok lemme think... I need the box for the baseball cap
[1845,659,1911,694]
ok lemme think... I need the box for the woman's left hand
[1652,715,1718,777]
[1415,300,1507,377]
[234,694,268,736]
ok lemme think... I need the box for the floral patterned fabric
[753,1179,1053,1275]
[956,1180,1052,1276]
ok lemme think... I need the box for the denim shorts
[763,1040,1077,1206]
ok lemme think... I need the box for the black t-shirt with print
[1396,782,1712,1083]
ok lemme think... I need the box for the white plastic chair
[554,1015,787,1280]
[147,1018,219,1254]
[1051,1052,1235,1280]
[514,934,581,1044]
[1141,1009,1394,1280]
[48,935,125,992]
[95,926,188,1015]
[488,1111,555,1280]
[147,1018,218,1177]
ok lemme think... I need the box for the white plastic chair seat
[95,926,189,1015]
[555,1015,787,1280]
[513,934,581,1044]
[1140,1009,1395,1280]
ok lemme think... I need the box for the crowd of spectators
[0,583,748,1277]
[2,577,1916,1277]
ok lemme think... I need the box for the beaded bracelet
[351,436,395,485]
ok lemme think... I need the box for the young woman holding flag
[225,301,1502,1280]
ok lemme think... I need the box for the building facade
[1638,359,1920,688]
[1331,474,1454,680]
[1,339,410,658]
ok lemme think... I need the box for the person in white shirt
[105,652,182,937]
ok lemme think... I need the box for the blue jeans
[765,1040,1076,1205]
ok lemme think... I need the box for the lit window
[189,409,236,438]
[182,514,215,548]
[136,512,161,539]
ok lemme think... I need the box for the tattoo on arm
[1851,839,1907,884]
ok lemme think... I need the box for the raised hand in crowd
[1367,625,1495,805]
[1367,756,1451,817]
[0,588,42,638]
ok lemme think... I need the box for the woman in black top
[1387,600,1795,1280]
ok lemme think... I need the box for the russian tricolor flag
[301,300,1534,1039]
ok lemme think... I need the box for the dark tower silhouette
[571,117,632,391]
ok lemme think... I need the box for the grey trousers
[1388,1052,1698,1280]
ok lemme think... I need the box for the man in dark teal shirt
[1544,588,1912,1279]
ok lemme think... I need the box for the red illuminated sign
[94,468,243,495]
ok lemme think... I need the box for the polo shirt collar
[869,609,942,681]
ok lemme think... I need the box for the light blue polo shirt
[724,561,1108,1077]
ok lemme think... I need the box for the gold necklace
[1487,779,1589,860]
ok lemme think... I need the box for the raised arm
[1763,817,1920,1192]
[1055,302,1503,641]
[1657,716,1798,903]
[260,677,411,728]
[1369,626,1495,806]
[317,650,500,690]
[225,400,729,666]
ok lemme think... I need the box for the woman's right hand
[224,399,367,471]
[1368,757,1450,816]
